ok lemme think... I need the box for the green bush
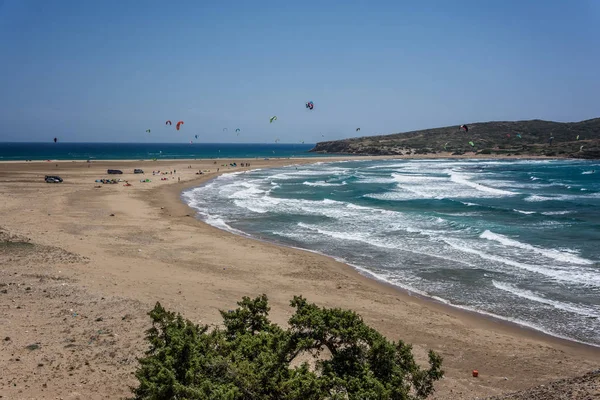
[131,295,443,400]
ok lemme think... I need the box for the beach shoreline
[1,156,599,399]
[176,169,600,351]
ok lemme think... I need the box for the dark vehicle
[45,175,63,183]
[107,169,123,174]
[134,169,144,174]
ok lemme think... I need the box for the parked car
[45,175,63,183]
[134,169,144,174]
[107,169,123,174]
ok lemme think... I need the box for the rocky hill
[310,118,600,158]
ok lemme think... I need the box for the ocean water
[0,142,323,161]
[183,159,600,346]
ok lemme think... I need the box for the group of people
[152,170,177,175]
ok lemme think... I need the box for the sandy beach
[1,156,599,400]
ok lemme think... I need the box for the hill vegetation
[310,118,600,158]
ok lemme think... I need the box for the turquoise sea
[0,142,323,161]
[183,159,600,346]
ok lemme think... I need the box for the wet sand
[1,156,599,399]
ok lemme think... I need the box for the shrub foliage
[131,295,443,399]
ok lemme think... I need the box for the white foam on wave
[229,181,266,199]
[297,222,368,242]
[391,173,445,184]
[365,172,512,201]
[449,171,515,196]
[232,199,270,214]
[541,211,572,216]
[356,177,398,184]
[480,230,593,265]
[268,168,350,181]
[234,194,356,218]
[524,195,553,202]
[296,221,479,268]
[364,191,427,201]
[308,244,600,347]
[526,193,599,203]
[302,180,347,187]
[347,260,600,347]
[478,179,537,189]
[513,209,536,215]
[204,215,249,236]
[444,237,600,287]
[492,281,600,318]
[582,171,595,175]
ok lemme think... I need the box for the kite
[53,137,58,143]
[165,120,172,126]
[356,128,360,132]
[195,135,198,139]
[270,116,277,123]
[469,141,475,147]
[146,129,151,133]
[176,121,184,131]
[305,101,314,110]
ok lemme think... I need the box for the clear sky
[0,0,599,143]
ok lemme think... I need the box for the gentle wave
[513,209,536,215]
[541,211,572,215]
[480,230,593,265]
[303,180,347,187]
[442,237,600,287]
[492,281,600,318]
[525,195,553,202]
[449,171,516,196]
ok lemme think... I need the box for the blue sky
[0,0,599,143]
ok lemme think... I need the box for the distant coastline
[310,118,600,159]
